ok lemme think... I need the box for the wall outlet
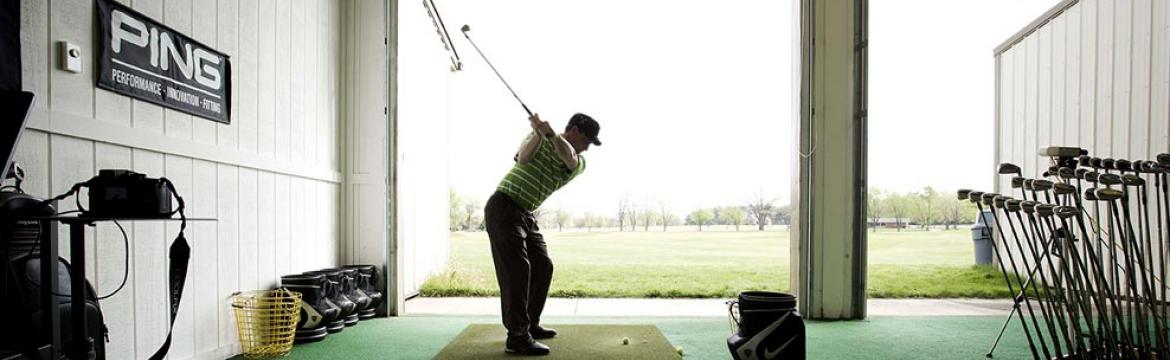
[59,41,82,73]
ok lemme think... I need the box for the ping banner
[97,0,231,124]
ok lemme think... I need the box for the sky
[411,0,1061,216]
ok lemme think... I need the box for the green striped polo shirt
[497,136,586,212]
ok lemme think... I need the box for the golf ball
[622,337,629,345]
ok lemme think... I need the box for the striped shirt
[497,136,586,212]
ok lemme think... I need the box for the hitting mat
[433,324,683,359]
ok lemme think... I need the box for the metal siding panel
[274,174,292,276]
[275,0,292,164]
[238,168,259,290]
[305,0,320,170]
[191,159,219,356]
[131,150,167,357]
[1112,0,1133,159]
[1096,0,1114,156]
[999,50,1014,193]
[237,0,259,154]
[1153,0,1170,155]
[48,0,94,119]
[290,0,306,165]
[49,135,93,263]
[1039,26,1053,153]
[258,171,276,287]
[1067,6,1082,147]
[258,0,277,158]
[1025,35,1039,177]
[216,0,239,149]
[1131,0,1153,159]
[1015,43,1027,181]
[1052,17,1067,147]
[216,164,239,351]
[93,142,135,359]
[19,0,48,112]
[1081,0,1098,151]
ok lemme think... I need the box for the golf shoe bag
[727,291,805,360]
[280,273,341,343]
[342,265,382,319]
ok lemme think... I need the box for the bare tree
[867,188,884,232]
[554,208,572,231]
[617,198,629,231]
[659,201,671,232]
[747,190,777,231]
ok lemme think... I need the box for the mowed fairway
[421,228,1010,298]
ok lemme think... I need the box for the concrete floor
[404,297,1015,317]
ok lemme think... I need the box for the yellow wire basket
[232,289,303,358]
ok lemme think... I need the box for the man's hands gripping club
[529,113,556,138]
[520,113,579,170]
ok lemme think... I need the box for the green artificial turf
[422,229,1012,298]
[433,324,680,359]
[252,315,1038,359]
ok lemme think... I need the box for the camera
[86,169,173,218]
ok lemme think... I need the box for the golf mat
[433,324,683,359]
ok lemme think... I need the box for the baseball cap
[567,113,602,146]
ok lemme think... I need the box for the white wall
[994,0,1169,298]
[15,0,344,358]
[396,0,453,297]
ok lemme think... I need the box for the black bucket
[727,291,804,360]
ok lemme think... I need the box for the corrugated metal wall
[995,0,1169,189]
[16,0,344,358]
[993,0,1169,301]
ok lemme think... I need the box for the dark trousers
[484,191,553,338]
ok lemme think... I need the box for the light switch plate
[59,41,82,73]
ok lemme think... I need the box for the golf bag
[1,250,108,359]
[280,273,341,343]
[727,291,805,360]
[341,265,382,319]
[303,269,357,328]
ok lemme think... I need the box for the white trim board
[27,106,343,184]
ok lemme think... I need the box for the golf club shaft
[461,31,533,117]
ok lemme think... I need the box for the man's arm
[515,131,542,164]
[528,114,579,170]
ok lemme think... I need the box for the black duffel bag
[1,250,108,360]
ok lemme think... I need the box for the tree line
[450,187,978,232]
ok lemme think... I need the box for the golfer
[484,112,601,355]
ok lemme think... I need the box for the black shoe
[530,326,557,340]
[505,336,550,356]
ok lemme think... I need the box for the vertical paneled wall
[994,0,1169,298]
[15,0,345,358]
[995,0,1168,189]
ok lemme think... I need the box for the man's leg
[485,202,531,337]
[526,220,554,331]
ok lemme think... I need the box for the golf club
[460,24,534,117]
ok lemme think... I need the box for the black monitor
[1,91,35,182]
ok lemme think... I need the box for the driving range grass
[420,228,1012,298]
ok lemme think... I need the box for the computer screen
[0,91,35,182]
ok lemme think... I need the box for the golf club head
[1101,158,1116,170]
[1036,204,1056,217]
[1082,170,1100,183]
[1114,159,1133,172]
[1094,188,1124,201]
[1020,200,1038,213]
[982,193,999,206]
[998,163,1022,175]
[1158,153,1170,167]
[461,24,470,33]
[1055,206,1079,219]
[1090,157,1104,169]
[1121,174,1144,187]
[1039,146,1088,158]
[1075,168,1089,179]
[1097,173,1122,186]
[1031,179,1054,191]
[968,191,985,203]
[1083,188,1099,201]
[1057,167,1077,179]
[1139,161,1163,173]
[1004,198,1021,212]
[957,189,971,200]
[1078,155,1093,167]
[1011,177,1025,189]
[992,195,1010,209]
[1052,183,1076,195]
[1022,179,1035,191]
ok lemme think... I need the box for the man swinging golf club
[485,112,601,355]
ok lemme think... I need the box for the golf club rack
[961,146,1170,360]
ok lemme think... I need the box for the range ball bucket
[727,291,805,360]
